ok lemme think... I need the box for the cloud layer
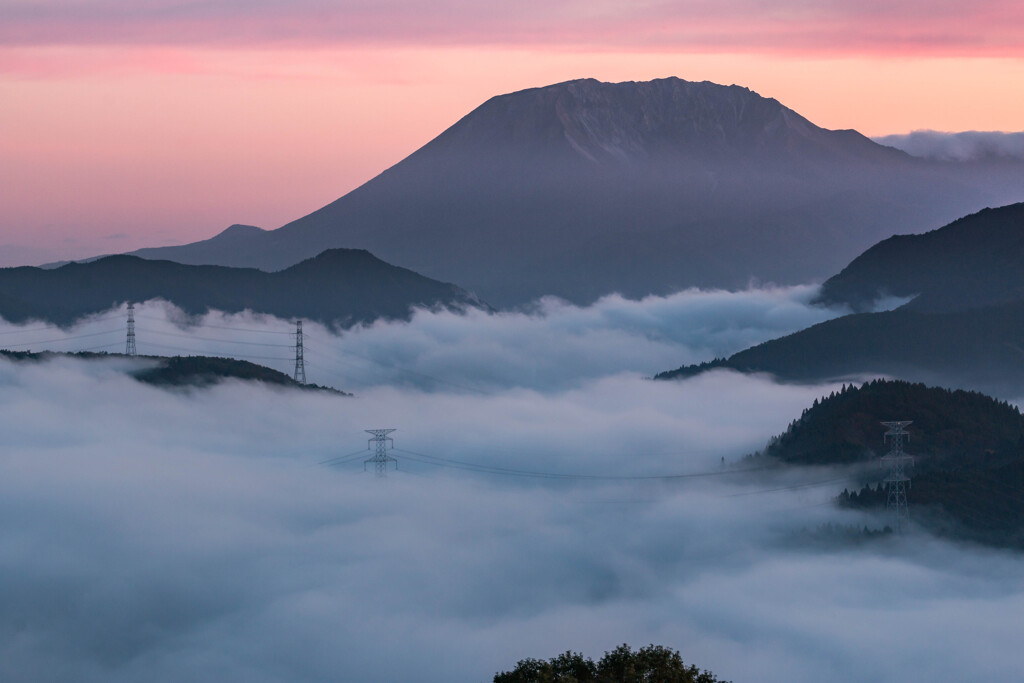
[0,285,847,393]
[2,353,1024,682]
[3,289,1023,681]
[875,130,1024,161]
[3,1,1023,56]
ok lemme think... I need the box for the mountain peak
[217,224,265,238]
[429,76,884,167]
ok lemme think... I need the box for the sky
[2,0,1024,264]
[2,288,1024,682]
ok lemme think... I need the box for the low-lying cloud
[1,357,1023,682]
[2,288,1023,682]
[875,130,1024,162]
[1,285,845,393]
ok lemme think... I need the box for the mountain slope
[655,205,1024,396]
[815,203,1024,312]
[126,78,1024,305]
[0,350,349,393]
[0,249,481,327]
[654,301,1024,397]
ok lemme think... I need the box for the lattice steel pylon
[293,320,306,385]
[881,420,914,532]
[125,302,137,356]
[365,429,397,477]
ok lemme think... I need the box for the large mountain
[0,248,481,328]
[655,204,1024,397]
[126,78,1024,306]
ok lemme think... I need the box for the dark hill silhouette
[816,203,1024,312]
[758,380,1024,548]
[0,350,349,393]
[0,249,482,328]
[654,301,1024,397]
[656,204,1024,397]
[761,380,1024,467]
[123,78,1024,306]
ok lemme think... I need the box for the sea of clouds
[2,287,1023,682]
[0,284,847,393]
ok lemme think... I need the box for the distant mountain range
[656,203,1024,397]
[122,77,1024,305]
[0,248,481,328]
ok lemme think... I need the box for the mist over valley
[4,70,1024,683]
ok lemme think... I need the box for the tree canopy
[494,644,728,683]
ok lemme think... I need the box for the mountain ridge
[655,204,1024,397]
[815,203,1024,312]
[0,248,482,328]
[123,77,1024,305]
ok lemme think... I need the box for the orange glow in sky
[2,1,1024,264]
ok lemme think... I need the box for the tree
[494,644,729,683]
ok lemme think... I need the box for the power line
[0,313,119,336]
[392,447,777,482]
[135,340,291,362]
[136,314,294,335]
[389,446,868,501]
[79,342,124,352]
[135,327,292,348]
[0,324,69,336]
[0,328,124,349]
[303,343,491,395]
[318,448,373,466]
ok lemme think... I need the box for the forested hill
[0,249,482,328]
[760,379,1024,466]
[760,379,1024,548]
[0,350,349,394]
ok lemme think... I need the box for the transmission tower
[881,420,914,532]
[365,429,398,477]
[125,302,137,356]
[293,320,306,385]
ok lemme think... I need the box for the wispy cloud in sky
[875,130,1024,161]
[3,1,1023,56]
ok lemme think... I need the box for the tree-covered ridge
[758,379,1024,549]
[759,379,1024,466]
[0,350,349,394]
[131,355,348,394]
[494,644,728,683]
[839,460,1024,549]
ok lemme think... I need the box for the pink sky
[2,1,1024,265]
